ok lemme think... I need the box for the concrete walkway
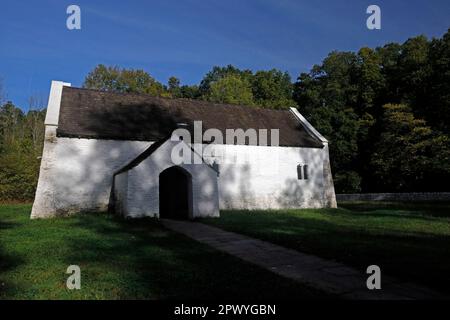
[161,219,444,300]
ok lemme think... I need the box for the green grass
[0,204,325,300]
[201,202,450,294]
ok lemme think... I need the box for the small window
[303,165,309,180]
[297,164,303,180]
[297,164,309,180]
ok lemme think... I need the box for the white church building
[31,81,336,219]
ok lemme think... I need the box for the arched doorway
[159,166,192,219]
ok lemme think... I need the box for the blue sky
[0,0,449,110]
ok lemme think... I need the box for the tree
[205,74,254,106]
[376,42,403,104]
[179,85,201,99]
[26,95,46,152]
[355,47,385,114]
[371,104,450,192]
[201,65,296,108]
[83,64,167,96]
[294,30,450,193]
[294,52,363,192]
[167,76,181,97]
[0,100,45,201]
[0,101,24,149]
[251,69,296,109]
[83,64,120,91]
[199,65,253,95]
[0,78,5,106]
[425,29,450,134]
[168,76,180,90]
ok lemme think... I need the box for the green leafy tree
[83,64,166,96]
[201,65,296,108]
[294,30,450,192]
[179,85,201,99]
[0,100,45,201]
[205,74,254,106]
[375,42,403,104]
[251,69,296,109]
[426,29,450,134]
[371,104,450,191]
[0,101,24,150]
[294,52,362,192]
[167,76,181,98]
[355,47,385,114]
[199,65,253,95]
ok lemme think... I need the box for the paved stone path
[161,219,444,300]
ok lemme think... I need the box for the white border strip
[289,107,328,143]
[44,80,71,126]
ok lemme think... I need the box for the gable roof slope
[56,86,323,148]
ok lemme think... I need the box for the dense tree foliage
[294,29,450,192]
[84,64,295,108]
[83,64,168,97]
[252,69,296,108]
[205,74,254,105]
[199,65,253,96]
[1,29,449,201]
[198,65,295,108]
[371,104,450,192]
[0,101,45,201]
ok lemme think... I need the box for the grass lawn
[0,204,325,300]
[201,201,450,294]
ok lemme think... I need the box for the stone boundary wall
[337,193,450,202]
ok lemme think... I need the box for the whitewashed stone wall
[31,133,151,218]
[32,135,336,218]
[201,143,336,210]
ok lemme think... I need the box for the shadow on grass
[338,201,450,217]
[0,204,326,299]
[0,220,25,297]
[202,209,450,295]
[56,213,324,300]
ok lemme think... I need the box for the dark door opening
[159,166,192,219]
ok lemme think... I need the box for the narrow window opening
[297,164,303,180]
[303,164,309,180]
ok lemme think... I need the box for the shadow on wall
[52,105,214,216]
[276,148,324,208]
[52,140,328,215]
[211,146,328,210]
[277,178,306,207]
[188,164,219,217]
[52,138,150,215]
[238,163,254,207]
